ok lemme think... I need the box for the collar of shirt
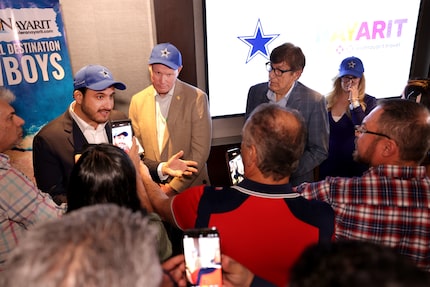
[154,82,176,99]
[69,101,108,143]
[154,84,175,116]
[237,178,295,195]
[0,153,11,170]
[267,81,297,106]
[367,164,428,179]
[155,92,174,119]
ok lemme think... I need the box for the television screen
[204,0,422,117]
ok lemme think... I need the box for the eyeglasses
[341,76,359,83]
[266,62,293,77]
[354,125,391,139]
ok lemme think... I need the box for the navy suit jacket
[245,81,329,186]
[32,109,127,199]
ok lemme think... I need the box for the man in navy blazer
[32,65,127,204]
[246,43,329,186]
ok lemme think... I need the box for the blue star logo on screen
[238,19,279,63]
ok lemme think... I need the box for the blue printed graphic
[237,19,279,63]
[0,0,73,150]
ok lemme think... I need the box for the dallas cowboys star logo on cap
[161,48,171,58]
[99,69,110,78]
[348,61,356,68]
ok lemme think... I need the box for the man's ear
[73,90,83,104]
[248,145,258,165]
[381,138,397,157]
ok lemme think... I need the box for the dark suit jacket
[245,81,329,186]
[32,108,127,200]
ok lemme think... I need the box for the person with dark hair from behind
[1,202,273,287]
[401,78,430,107]
[0,204,163,287]
[289,240,430,287]
[245,42,329,186]
[401,78,430,176]
[295,99,430,272]
[318,56,377,179]
[66,143,172,261]
[140,103,335,287]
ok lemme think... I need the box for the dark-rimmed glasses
[265,62,293,77]
[354,125,391,139]
[341,76,359,83]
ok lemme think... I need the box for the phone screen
[183,228,222,287]
[226,147,244,185]
[111,120,134,153]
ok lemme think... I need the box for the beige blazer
[129,79,212,192]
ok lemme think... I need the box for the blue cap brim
[339,70,363,78]
[149,59,180,70]
[86,80,126,91]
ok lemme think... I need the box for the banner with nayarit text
[0,0,72,151]
[0,0,73,179]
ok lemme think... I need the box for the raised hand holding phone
[183,228,222,287]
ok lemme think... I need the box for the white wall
[60,0,244,145]
[60,0,156,114]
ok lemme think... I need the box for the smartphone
[111,119,134,152]
[226,147,244,185]
[183,227,222,287]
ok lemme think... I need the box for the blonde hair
[326,75,367,116]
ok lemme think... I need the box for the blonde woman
[319,57,377,179]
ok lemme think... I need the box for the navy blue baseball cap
[114,131,128,137]
[339,56,364,78]
[73,65,126,91]
[148,43,182,70]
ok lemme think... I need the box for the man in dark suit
[246,43,329,186]
[32,64,127,204]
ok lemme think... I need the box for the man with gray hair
[0,204,162,287]
[140,103,335,286]
[0,87,62,270]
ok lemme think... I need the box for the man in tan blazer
[129,43,212,196]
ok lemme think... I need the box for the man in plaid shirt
[0,89,63,270]
[296,99,430,272]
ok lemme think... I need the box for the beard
[352,149,363,163]
[81,104,111,124]
[353,142,377,165]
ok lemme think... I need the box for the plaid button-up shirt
[295,165,430,271]
[0,153,64,270]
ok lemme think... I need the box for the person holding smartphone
[139,103,335,287]
[32,64,128,204]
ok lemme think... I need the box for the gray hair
[242,103,306,180]
[0,87,16,103]
[0,204,162,287]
